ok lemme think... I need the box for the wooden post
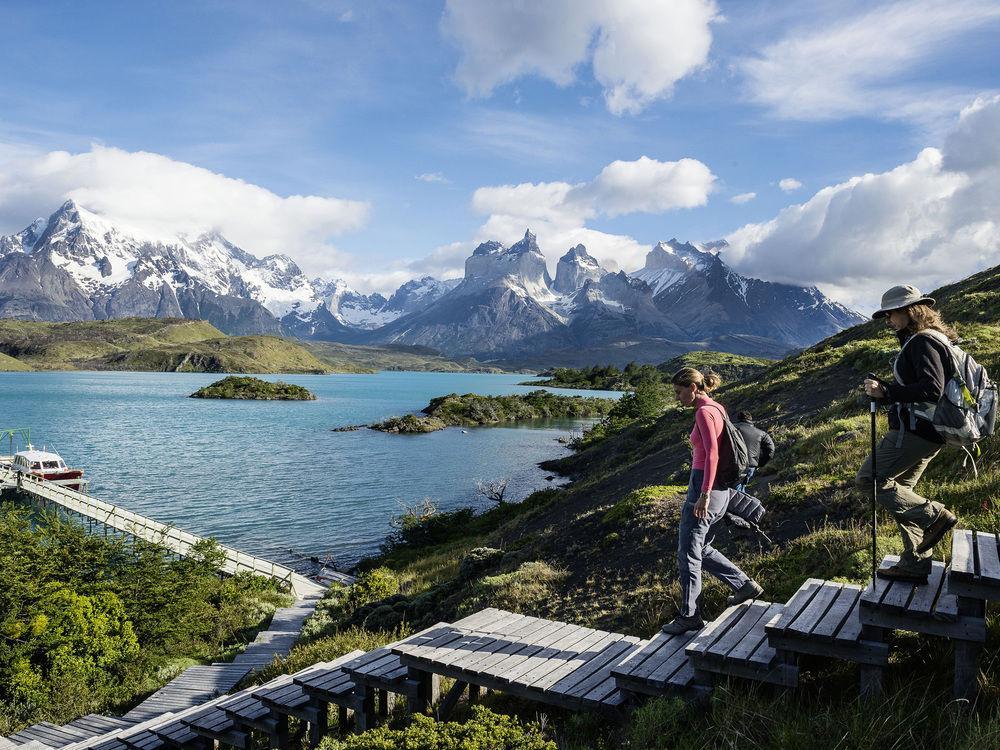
[355,686,378,732]
[468,684,481,703]
[269,715,290,750]
[437,680,468,721]
[308,704,329,748]
[337,705,349,732]
[859,624,886,699]
[406,667,439,716]
[954,597,985,702]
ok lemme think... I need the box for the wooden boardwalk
[3,529,995,749]
[0,467,331,598]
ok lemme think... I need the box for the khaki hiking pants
[855,429,946,574]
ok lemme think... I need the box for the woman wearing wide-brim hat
[856,285,959,583]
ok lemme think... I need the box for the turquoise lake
[0,371,618,570]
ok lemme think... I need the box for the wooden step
[391,611,644,712]
[766,579,888,665]
[685,601,797,687]
[948,529,1000,601]
[860,556,985,642]
[610,629,700,698]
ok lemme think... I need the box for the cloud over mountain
[726,95,1000,311]
[0,144,370,278]
[471,155,716,273]
[441,0,719,115]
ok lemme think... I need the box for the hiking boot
[876,565,929,584]
[726,579,765,606]
[914,509,958,554]
[660,614,704,635]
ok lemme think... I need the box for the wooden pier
[0,466,328,598]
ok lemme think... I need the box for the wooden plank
[950,530,976,579]
[707,602,770,660]
[835,596,865,644]
[454,621,564,676]
[933,589,959,622]
[644,631,700,689]
[437,634,509,672]
[788,584,841,636]
[500,626,592,685]
[616,631,690,682]
[477,622,583,678]
[976,532,1000,583]
[730,603,783,662]
[766,579,823,633]
[451,609,502,631]
[768,631,889,666]
[685,604,745,656]
[563,641,639,699]
[812,586,860,641]
[526,630,619,692]
[860,556,900,608]
[859,605,985,642]
[908,563,946,616]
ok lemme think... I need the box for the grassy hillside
[303,341,502,373]
[258,264,1000,748]
[0,319,335,373]
[0,351,31,371]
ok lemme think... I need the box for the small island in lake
[190,376,316,400]
[369,389,614,433]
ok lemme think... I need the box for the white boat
[10,445,86,491]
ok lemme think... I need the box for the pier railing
[0,467,325,597]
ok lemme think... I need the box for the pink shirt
[691,396,726,493]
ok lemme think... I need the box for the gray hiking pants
[855,429,946,574]
[677,470,749,618]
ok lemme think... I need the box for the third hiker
[857,284,959,583]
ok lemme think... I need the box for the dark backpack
[703,404,751,489]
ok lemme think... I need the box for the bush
[348,568,400,610]
[459,562,567,616]
[458,547,504,580]
[319,705,555,750]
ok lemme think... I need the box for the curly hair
[901,304,958,342]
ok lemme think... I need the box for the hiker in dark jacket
[660,368,763,635]
[734,412,775,490]
[856,285,959,583]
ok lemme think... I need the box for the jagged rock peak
[473,240,505,256]
[553,243,607,294]
[508,229,541,255]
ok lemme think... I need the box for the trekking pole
[867,373,880,582]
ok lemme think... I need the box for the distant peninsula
[368,390,615,433]
[190,376,316,400]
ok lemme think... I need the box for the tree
[476,478,511,507]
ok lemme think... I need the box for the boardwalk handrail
[0,467,325,597]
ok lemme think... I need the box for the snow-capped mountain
[0,203,865,364]
[0,201,455,337]
[371,230,865,362]
[629,238,866,349]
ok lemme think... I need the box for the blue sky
[1,0,998,310]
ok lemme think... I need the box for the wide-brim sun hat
[871,284,935,319]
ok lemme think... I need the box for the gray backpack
[895,330,997,469]
[703,403,751,489]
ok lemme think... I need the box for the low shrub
[319,705,555,750]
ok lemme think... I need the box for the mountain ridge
[0,203,865,364]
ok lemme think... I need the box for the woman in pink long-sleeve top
[660,368,764,635]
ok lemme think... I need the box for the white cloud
[730,191,756,204]
[471,155,715,272]
[740,0,1000,124]
[416,172,449,184]
[726,95,1000,312]
[0,143,370,275]
[441,0,719,115]
[778,178,802,192]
